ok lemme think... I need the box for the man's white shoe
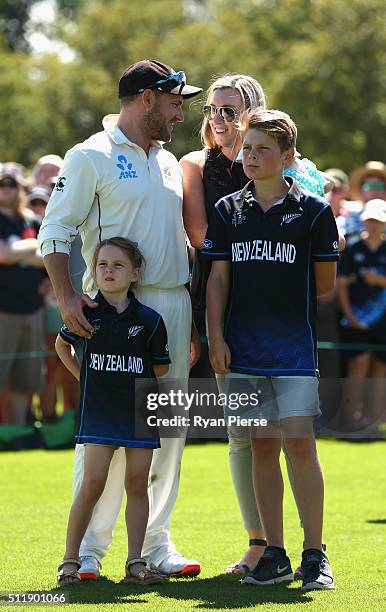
[150,552,200,578]
[79,556,101,580]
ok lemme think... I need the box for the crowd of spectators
[0,155,82,426]
[0,155,385,435]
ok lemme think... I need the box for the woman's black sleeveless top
[190,148,248,331]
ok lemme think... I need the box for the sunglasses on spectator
[361,181,385,191]
[29,199,47,207]
[0,179,18,189]
[332,186,345,193]
[203,105,238,122]
[137,71,186,94]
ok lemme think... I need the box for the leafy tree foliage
[0,0,384,171]
[0,0,37,51]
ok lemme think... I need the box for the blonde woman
[181,75,270,574]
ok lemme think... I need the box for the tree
[1,0,385,170]
[0,0,84,51]
[0,0,37,51]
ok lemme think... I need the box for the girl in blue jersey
[56,237,170,586]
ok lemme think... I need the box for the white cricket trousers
[73,285,191,565]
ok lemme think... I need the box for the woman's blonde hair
[92,237,145,282]
[201,74,266,149]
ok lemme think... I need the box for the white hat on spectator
[32,155,63,184]
[27,184,52,204]
[360,199,386,223]
[0,162,27,186]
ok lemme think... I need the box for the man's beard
[142,105,172,143]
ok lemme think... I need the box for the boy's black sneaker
[294,543,327,580]
[301,549,335,591]
[241,546,293,586]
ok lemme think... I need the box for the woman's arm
[180,151,207,249]
[55,335,81,381]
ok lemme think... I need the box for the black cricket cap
[118,59,202,99]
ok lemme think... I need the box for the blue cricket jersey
[60,290,170,447]
[202,179,339,376]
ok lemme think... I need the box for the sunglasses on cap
[0,179,18,189]
[361,180,386,191]
[137,70,186,94]
[203,105,238,122]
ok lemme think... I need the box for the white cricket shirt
[38,115,189,294]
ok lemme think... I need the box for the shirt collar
[235,177,302,209]
[102,114,162,150]
[94,289,139,317]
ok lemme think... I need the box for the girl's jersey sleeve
[59,324,83,347]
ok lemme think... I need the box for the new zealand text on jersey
[232,240,297,263]
[90,352,143,373]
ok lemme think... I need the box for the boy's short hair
[241,109,297,152]
[92,237,145,279]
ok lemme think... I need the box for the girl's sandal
[124,558,168,585]
[57,558,82,586]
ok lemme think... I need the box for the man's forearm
[43,252,75,303]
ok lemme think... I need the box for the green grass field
[1,440,385,611]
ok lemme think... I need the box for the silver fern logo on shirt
[163,166,173,181]
[232,210,246,227]
[281,212,303,226]
[127,325,144,339]
[90,318,102,336]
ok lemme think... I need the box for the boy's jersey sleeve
[310,203,340,262]
[148,315,171,364]
[59,324,83,347]
[201,201,231,260]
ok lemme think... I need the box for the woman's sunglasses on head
[203,105,238,122]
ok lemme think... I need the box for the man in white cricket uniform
[38,60,202,578]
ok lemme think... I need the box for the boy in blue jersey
[203,109,339,591]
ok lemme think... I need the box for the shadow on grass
[47,574,314,609]
[367,519,386,524]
